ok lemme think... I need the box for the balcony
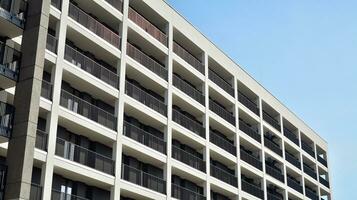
[209,130,236,156]
[56,137,115,175]
[173,41,204,74]
[0,0,26,36]
[303,164,317,180]
[265,164,284,183]
[51,0,62,10]
[60,89,117,130]
[123,121,166,154]
[121,164,166,194]
[317,156,328,167]
[263,111,281,131]
[172,145,205,172]
[264,136,282,156]
[285,151,300,169]
[241,180,264,199]
[283,127,299,146]
[238,91,259,116]
[128,7,167,46]
[126,42,167,80]
[0,41,20,87]
[68,3,121,48]
[51,189,89,200]
[172,108,205,138]
[64,44,119,88]
[301,141,315,158]
[240,149,262,170]
[171,184,205,200]
[41,80,52,100]
[104,0,123,12]
[305,187,318,200]
[46,34,58,54]
[208,69,234,96]
[30,183,42,200]
[173,74,204,105]
[267,192,283,200]
[0,101,14,139]
[209,99,235,126]
[287,176,303,193]
[239,119,260,143]
[0,164,7,198]
[210,164,237,187]
[35,129,48,151]
[125,80,167,116]
[319,177,330,188]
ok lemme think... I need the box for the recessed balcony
[264,132,282,156]
[46,33,58,54]
[287,174,303,194]
[173,41,204,74]
[239,118,260,143]
[305,186,318,200]
[240,146,262,170]
[0,0,27,37]
[301,140,315,158]
[210,129,236,156]
[0,101,14,140]
[208,68,234,97]
[241,178,264,199]
[209,98,235,126]
[35,129,48,151]
[41,80,52,100]
[172,106,205,138]
[263,110,281,131]
[210,162,237,187]
[172,145,206,172]
[303,163,317,180]
[0,41,20,88]
[285,150,301,169]
[238,90,259,116]
[265,161,284,183]
[283,127,299,146]
[171,183,205,200]
[173,73,204,105]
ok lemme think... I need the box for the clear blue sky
[167,0,356,199]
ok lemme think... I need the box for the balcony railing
[172,74,204,105]
[64,44,119,88]
[319,177,330,188]
[241,179,264,199]
[0,41,20,81]
[56,137,115,175]
[267,192,283,200]
[240,149,262,170]
[172,145,205,172]
[263,111,281,131]
[125,80,167,116]
[0,101,14,138]
[239,119,261,143]
[35,130,48,151]
[301,141,315,158]
[173,41,204,74]
[121,164,166,194]
[265,164,284,183]
[285,151,301,169]
[68,3,121,48]
[126,42,167,80]
[30,183,42,200]
[46,34,57,53]
[264,137,282,156]
[209,99,235,126]
[0,0,27,28]
[210,130,236,156]
[60,89,117,130]
[317,155,328,167]
[283,127,299,146]
[41,80,52,100]
[238,91,259,116]
[172,109,205,138]
[104,0,123,12]
[305,187,318,200]
[51,0,62,10]
[208,69,234,96]
[171,184,205,200]
[303,164,317,180]
[51,189,89,200]
[287,176,303,193]
[123,121,166,154]
[210,164,237,187]
[128,7,167,46]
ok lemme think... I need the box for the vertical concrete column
[4,0,50,199]
[234,77,241,200]
[258,97,267,200]
[203,53,210,199]
[165,21,173,200]
[111,0,129,199]
[280,115,288,200]
[41,0,69,199]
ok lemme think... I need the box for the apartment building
[0,0,331,199]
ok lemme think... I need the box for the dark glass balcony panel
[172,145,205,172]
[68,3,121,48]
[285,151,301,169]
[121,164,166,194]
[51,0,62,10]
[0,101,14,138]
[208,69,234,96]
[263,111,281,131]
[264,137,282,156]
[60,90,117,130]
[241,180,264,199]
[173,41,204,74]
[317,156,328,167]
[319,177,330,188]
[104,0,123,12]
[35,129,48,151]
[126,43,167,80]
[209,130,236,156]
[172,109,205,138]
[301,141,315,158]
[209,99,235,126]
[0,41,20,82]
[210,164,237,187]
[41,80,52,100]
[240,149,262,170]
[267,192,283,200]
[64,45,119,88]
[51,189,89,200]
[123,121,166,154]
[30,183,42,200]
[305,187,318,200]
[171,184,205,200]
[172,74,204,105]
[283,127,299,146]
[303,164,317,180]
[128,7,167,46]
[238,91,259,116]
[0,0,27,28]
[46,34,58,53]
[287,176,303,193]
[239,119,260,143]
[265,164,284,183]
[55,137,115,175]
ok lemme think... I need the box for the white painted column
[234,78,241,200]
[203,52,210,199]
